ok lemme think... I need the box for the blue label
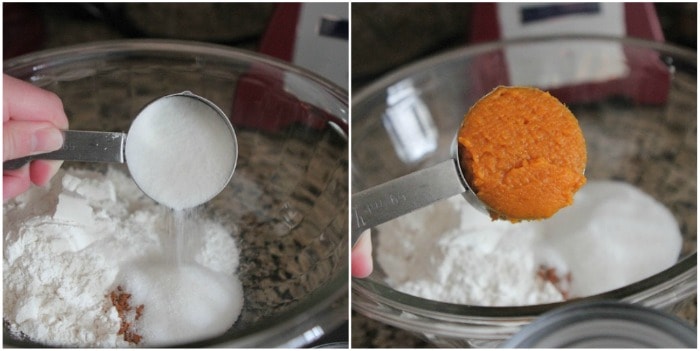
[521,3,601,23]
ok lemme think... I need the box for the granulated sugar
[125,95,237,210]
[377,180,682,306]
[3,167,243,347]
[115,262,243,345]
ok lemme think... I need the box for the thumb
[351,230,373,278]
[3,121,64,161]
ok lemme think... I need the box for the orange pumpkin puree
[457,86,586,221]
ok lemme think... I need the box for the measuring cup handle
[3,130,126,170]
[351,159,467,246]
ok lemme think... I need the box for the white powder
[537,181,682,297]
[3,167,243,347]
[377,180,682,306]
[116,262,243,345]
[125,95,237,210]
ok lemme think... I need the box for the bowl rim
[3,39,349,348]
[4,38,348,115]
[351,34,697,333]
[353,254,696,318]
[353,34,697,109]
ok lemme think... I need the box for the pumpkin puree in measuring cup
[458,86,587,221]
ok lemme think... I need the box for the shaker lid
[502,300,696,348]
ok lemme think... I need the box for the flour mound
[377,181,682,306]
[377,196,561,306]
[3,168,243,347]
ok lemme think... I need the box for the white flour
[377,180,682,306]
[3,167,243,347]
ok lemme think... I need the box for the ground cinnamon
[537,266,572,299]
[109,286,144,344]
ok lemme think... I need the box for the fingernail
[33,128,64,153]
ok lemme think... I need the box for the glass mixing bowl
[352,35,696,347]
[4,40,348,347]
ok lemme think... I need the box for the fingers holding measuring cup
[3,74,69,201]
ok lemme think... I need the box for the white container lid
[502,300,696,348]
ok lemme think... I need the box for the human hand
[351,230,373,278]
[4,74,68,201]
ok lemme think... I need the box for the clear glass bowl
[4,40,348,347]
[352,35,696,347]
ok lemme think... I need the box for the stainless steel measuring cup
[351,137,486,246]
[3,92,237,207]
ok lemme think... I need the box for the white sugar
[117,262,243,345]
[125,95,237,210]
